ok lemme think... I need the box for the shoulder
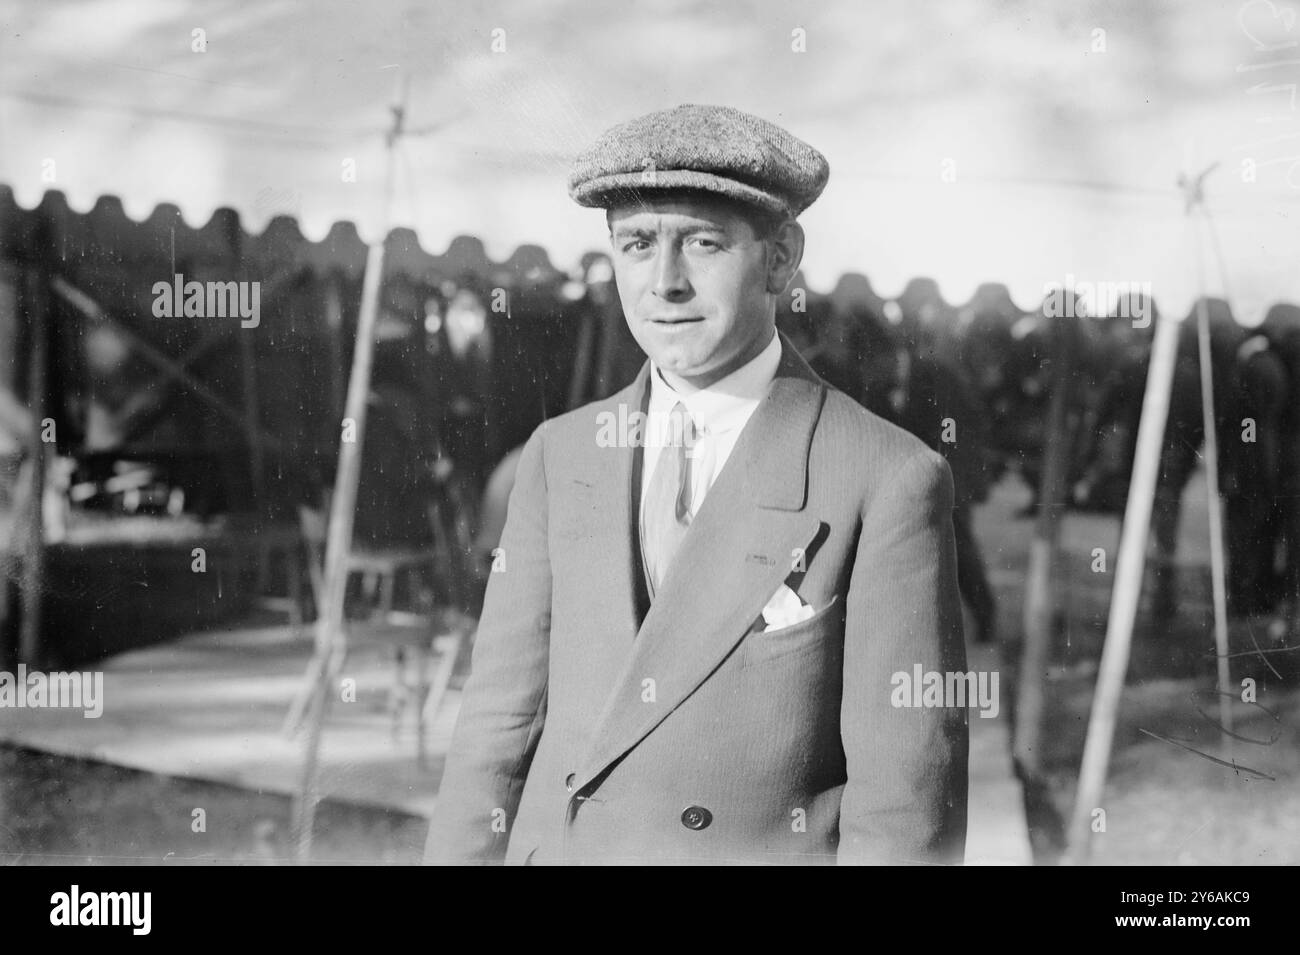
[514,381,646,464]
[807,383,953,524]
[815,384,946,476]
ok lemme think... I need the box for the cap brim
[569,169,792,218]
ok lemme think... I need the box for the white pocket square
[759,584,816,632]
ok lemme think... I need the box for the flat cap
[568,104,829,219]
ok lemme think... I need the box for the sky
[2,0,1298,321]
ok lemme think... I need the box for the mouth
[648,316,705,327]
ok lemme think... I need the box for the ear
[765,220,805,295]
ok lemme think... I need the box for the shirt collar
[647,328,781,437]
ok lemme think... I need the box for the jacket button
[680,806,712,831]
[564,773,576,793]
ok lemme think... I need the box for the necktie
[642,401,696,596]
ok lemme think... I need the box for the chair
[283,497,472,767]
[296,502,438,621]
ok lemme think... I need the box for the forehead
[606,194,756,234]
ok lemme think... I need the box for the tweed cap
[568,104,829,219]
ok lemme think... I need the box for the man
[425,104,968,865]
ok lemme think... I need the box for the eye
[621,238,651,254]
[689,236,721,251]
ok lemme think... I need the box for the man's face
[608,194,779,388]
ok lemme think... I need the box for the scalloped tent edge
[4,187,1294,323]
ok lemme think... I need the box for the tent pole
[291,73,408,861]
[229,220,267,514]
[1192,235,1234,752]
[1065,297,1180,863]
[226,218,272,596]
[1014,306,1076,862]
[1066,165,1222,862]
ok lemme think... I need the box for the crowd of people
[350,256,1300,643]
[780,277,1300,644]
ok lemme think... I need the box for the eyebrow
[610,222,730,239]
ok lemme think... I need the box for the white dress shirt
[639,329,782,533]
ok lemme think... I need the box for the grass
[0,744,428,865]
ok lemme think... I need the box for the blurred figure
[894,276,960,370]
[858,313,999,645]
[1261,303,1300,636]
[348,277,440,549]
[805,273,888,400]
[426,275,496,497]
[1072,296,1157,514]
[1137,300,1252,621]
[1225,326,1288,616]
[486,257,583,458]
[1064,294,1285,622]
[566,253,644,405]
[956,289,1043,499]
[805,299,877,401]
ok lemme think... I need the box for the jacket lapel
[570,363,653,675]
[574,335,827,792]
[605,361,655,639]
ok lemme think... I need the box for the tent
[5,0,1299,860]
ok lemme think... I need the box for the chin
[651,346,715,377]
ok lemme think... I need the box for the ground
[1,468,1297,865]
[973,469,1300,865]
[0,745,426,865]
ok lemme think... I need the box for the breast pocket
[741,594,843,668]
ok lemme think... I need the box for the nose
[651,245,691,302]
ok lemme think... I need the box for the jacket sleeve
[838,448,969,864]
[423,427,552,864]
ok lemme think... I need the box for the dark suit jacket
[425,333,968,864]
